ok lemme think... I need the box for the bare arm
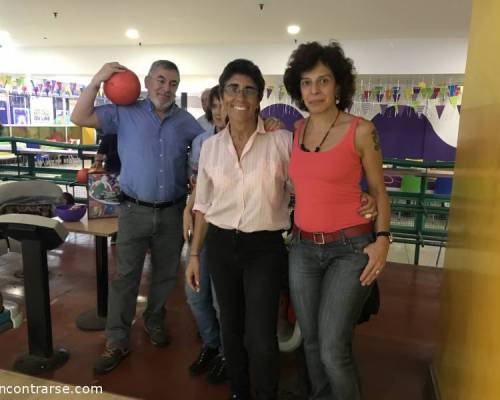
[70,62,127,128]
[355,121,391,285]
[183,183,196,241]
[185,210,209,292]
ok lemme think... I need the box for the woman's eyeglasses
[224,84,258,98]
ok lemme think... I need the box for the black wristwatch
[376,231,393,243]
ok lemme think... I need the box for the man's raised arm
[71,62,127,128]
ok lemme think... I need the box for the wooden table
[61,216,117,331]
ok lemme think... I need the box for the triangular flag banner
[448,85,457,97]
[412,86,421,101]
[392,86,401,103]
[449,96,459,107]
[376,92,384,103]
[278,86,285,101]
[385,89,392,102]
[457,105,461,114]
[421,87,432,99]
[431,87,440,99]
[403,87,413,101]
[362,90,372,102]
[266,87,273,99]
[436,104,445,119]
[380,104,388,114]
[347,101,353,113]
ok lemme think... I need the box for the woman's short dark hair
[205,85,220,123]
[218,59,265,103]
[283,41,356,111]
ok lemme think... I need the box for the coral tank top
[288,117,368,232]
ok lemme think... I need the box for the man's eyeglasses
[224,84,258,98]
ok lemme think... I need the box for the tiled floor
[0,232,442,399]
[387,242,446,268]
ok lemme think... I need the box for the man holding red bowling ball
[71,60,204,374]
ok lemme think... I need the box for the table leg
[76,235,109,331]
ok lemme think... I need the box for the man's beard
[151,96,174,111]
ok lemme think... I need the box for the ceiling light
[125,29,140,39]
[287,25,300,35]
[0,30,12,47]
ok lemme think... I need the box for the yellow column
[82,127,96,145]
[433,0,500,399]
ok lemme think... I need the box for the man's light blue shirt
[96,99,204,203]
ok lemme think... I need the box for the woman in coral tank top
[284,41,391,400]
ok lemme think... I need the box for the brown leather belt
[293,223,373,245]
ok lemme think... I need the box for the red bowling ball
[76,168,89,184]
[103,70,141,106]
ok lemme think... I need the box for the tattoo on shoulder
[371,128,381,151]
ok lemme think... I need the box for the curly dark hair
[205,85,221,123]
[218,59,265,103]
[283,41,356,111]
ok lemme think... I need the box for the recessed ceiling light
[287,25,300,35]
[0,30,12,46]
[125,29,140,39]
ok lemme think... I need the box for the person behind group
[197,88,213,131]
[186,59,292,400]
[92,132,121,244]
[183,84,228,383]
[92,134,121,174]
[71,60,204,374]
[283,41,391,400]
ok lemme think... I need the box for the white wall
[0,38,468,77]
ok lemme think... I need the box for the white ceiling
[1,0,471,48]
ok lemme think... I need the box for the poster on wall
[53,97,65,124]
[30,96,54,124]
[10,95,30,125]
[67,98,78,122]
[13,108,29,125]
[0,93,8,125]
[87,172,121,219]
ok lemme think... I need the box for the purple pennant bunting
[435,104,445,119]
[376,93,384,103]
[266,87,273,99]
[380,104,388,114]
[412,86,421,101]
[457,105,461,114]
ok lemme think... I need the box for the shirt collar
[219,117,265,141]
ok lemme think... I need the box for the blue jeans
[185,245,222,350]
[289,231,375,400]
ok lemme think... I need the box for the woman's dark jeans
[206,224,287,400]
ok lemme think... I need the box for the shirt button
[160,185,163,188]
[160,169,163,172]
